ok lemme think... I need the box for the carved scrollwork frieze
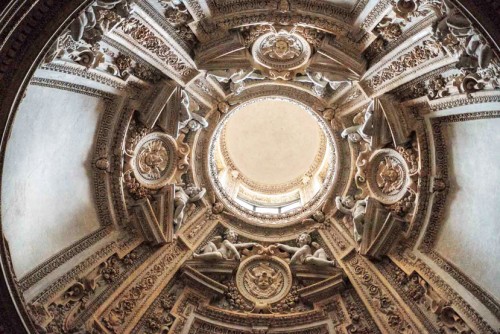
[99,242,190,333]
[115,16,198,83]
[392,250,498,334]
[363,38,446,94]
[343,252,424,333]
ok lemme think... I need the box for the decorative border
[99,242,190,332]
[406,122,432,245]
[195,11,362,47]
[426,249,500,319]
[429,94,500,112]
[415,259,496,334]
[368,14,437,65]
[376,259,438,333]
[134,0,193,53]
[343,251,423,333]
[363,38,447,94]
[40,62,126,90]
[17,227,111,292]
[360,0,391,30]
[31,240,118,304]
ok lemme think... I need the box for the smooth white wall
[2,84,103,277]
[435,117,500,300]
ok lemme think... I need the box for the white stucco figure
[277,233,335,267]
[193,229,256,261]
[335,195,368,244]
[173,184,206,232]
[178,90,208,133]
[341,100,374,144]
[294,70,352,92]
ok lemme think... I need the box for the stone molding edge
[17,227,112,292]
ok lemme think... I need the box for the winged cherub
[244,262,282,298]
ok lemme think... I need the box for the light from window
[235,196,301,214]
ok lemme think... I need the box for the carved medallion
[132,132,177,189]
[236,256,292,305]
[366,149,410,204]
[252,31,311,70]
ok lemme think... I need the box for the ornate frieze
[99,242,189,333]
[39,63,127,90]
[360,0,392,31]
[193,11,363,47]
[18,228,113,293]
[116,16,197,82]
[392,250,498,334]
[363,39,445,92]
[343,252,425,333]
[51,248,148,332]
[378,258,456,333]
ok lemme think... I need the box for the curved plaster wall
[2,82,102,277]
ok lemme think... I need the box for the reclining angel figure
[193,229,256,262]
[276,233,335,267]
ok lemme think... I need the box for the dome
[0,1,499,333]
[210,97,337,223]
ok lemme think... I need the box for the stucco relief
[236,256,292,306]
[132,133,177,187]
[1,0,500,333]
[367,149,410,204]
[252,29,311,71]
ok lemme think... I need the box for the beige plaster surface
[224,99,321,186]
[435,117,500,300]
[2,84,102,277]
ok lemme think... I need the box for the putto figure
[335,195,368,244]
[178,90,208,133]
[173,184,206,232]
[276,233,335,267]
[340,100,374,144]
[193,229,256,262]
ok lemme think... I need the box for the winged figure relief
[243,262,283,299]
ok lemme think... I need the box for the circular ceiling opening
[209,97,337,224]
